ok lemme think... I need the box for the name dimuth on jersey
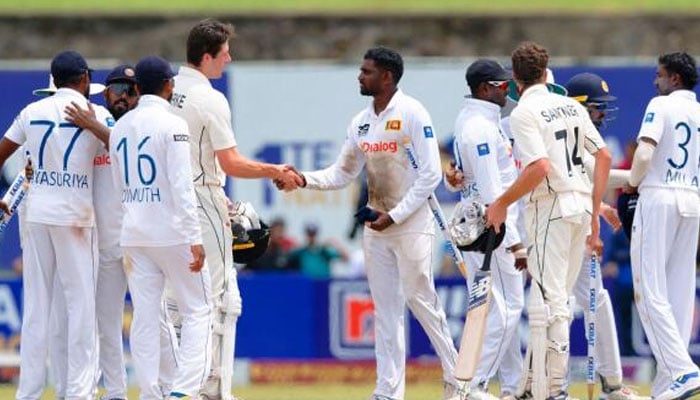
[121,186,162,203]
[33,169,89,189]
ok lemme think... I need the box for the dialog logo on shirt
[644,112,655,123]
[94,154,111,166]
[423,126,434,138]
[477,143,490,156]
[385,120,402,131]
[357,123,370,137]
[360,140,398,153]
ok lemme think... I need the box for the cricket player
[485,42,611,400]
[110,55,212,400]
[444,59,526,400]
[565,72,649,400]
[626,52,700,400]
[0,50,104,400]
[167,19,303,400]
[278,46,459,400]
[52,64,139,400]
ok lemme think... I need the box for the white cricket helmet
[449,200,505,253]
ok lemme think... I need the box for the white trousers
[524,197,589,395]
[631,188,700,396]
[50,246,127,399]
[95,248,128,398]
[463,248,524,393]
[125,245,212,400]
[17,223,98,400]
[364,232,457,400]
[572,255,622,386]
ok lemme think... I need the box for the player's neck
[373,87,398,115]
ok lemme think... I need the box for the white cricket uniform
[451,97,524,394]
[304,89,457,400]
[45,105,126,399]
[630,90,700,396]
[510,84,607,394]
[4,87,102,400]
[110,95,212,399]
[170,65,240,398]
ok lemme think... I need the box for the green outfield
[1,0,699,14]
[0,382,654,399]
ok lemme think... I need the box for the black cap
[135,56,174,86]
[106,64,136,85]
[565,72,616,103]
[305,223,319,234]
[466,59,511,87]
[51,50,91,82]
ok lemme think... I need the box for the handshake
[273,164,305,191]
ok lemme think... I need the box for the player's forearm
[628,139,655,187]
[388,167,441,224]
[591,148,612,218]
[496,158,549,208]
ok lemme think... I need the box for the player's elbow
[530,158,550,179]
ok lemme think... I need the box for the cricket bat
[454,228,498,382]
[0,153,32,235]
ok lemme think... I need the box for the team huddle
[0,16,697,400]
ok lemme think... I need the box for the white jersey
[637,90,700,192]
[3,88,102,227]
[91,106,122,250]
[510,84,606,204]
[304,89,442,236]
[170,66,237,187]
[453,97,519,204]
[109,95,202,247]
[452,97,521,247]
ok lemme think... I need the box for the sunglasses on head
[487,80,510,90]
[108,82,137,97]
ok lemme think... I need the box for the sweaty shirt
[170,66,237,187]
[304,89,442,236]
[637,90,700,193]
[109,95,202,247]
[510,84,606,205]
[3,88,103,227]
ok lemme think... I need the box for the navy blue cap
[565,72,617,103]
[135,56,174,86]
[105,64,136,85]
[51,50,91,82]
[466,59,511,87]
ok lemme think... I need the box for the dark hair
[364,46,403,85]
[54,74,84,89]
[137,79,169,96]
[511,41,549,85]
[659,52,698,89]
[186,18,234,66]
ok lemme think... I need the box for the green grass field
[0,382,654,400]
[1,0,700,15]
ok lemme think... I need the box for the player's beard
[360,85,376,97]
[108,100,130,120]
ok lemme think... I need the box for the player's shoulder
[395,91,429,115]
[91,104,116,128]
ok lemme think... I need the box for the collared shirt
[110,95,202,247]
[510,84,606,203]
[452,96,521,247]
[170,65,237,187]
[304,89,442,236]
[637,89,700,192]
[4,87,103,227]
